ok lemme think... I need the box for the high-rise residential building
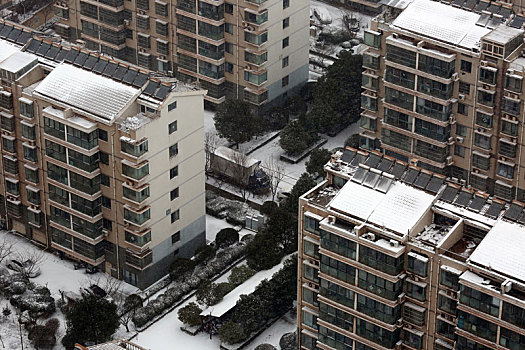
[297,146,525,350]
[52,0,309,109]
[0,19,207,289]
[359,0,525,202]
[326,0,525,16]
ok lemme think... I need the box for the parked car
[5,259,41,278]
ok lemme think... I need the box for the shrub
[279,120,315,156]
[255,344,277,350]
[169,258,196,281]
[194,244,216,265]
[245,233,283,271]
[345,134,360,148]
[228,265,256,286]
[218,320,245,345]
[178,302,202,327]
[29,318,60,349]
[279,332,297,350]
[215,228,239,249]
[261,201,278,215]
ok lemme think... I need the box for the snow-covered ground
[244,310,297,350]
[0,231,139,349]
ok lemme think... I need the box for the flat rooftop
[392,0,491,50]
[329,171,436,236]
[34,64,140,122]
[483,25,523,45]
[469,220,525,283]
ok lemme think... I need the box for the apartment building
[359,0,525,202]
[52,0,309,109]
[297,146,525,350]
[0,20,207,289]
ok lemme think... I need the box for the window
[168,101,177,111]
[282,75,289,87]
[459,82,470,95]
[121,140,148,157]
[404,304,425,326]
[156,20,168,36]
[124,207,151,225]
[474,133,491,152]
[458,310,497,342]
[171,209,180,223]
[282,17,289,29]
[282,56,289,68]
[168,121,177,134]
[103,218,112,230]
[459,285,500,317]
[22,124,35,140]
[125,230,151,247]
[320,254,355,284]
[497,162,514,179]
[170,165,178,179]
[25,167,38,184]
[225,3,233,14]
[457,103,468,116]
[454,145,465,158]
[172,231,180,244]
[170,187,179,200]
[19,100,34,118]
[283,0,289,8]
[102,196,111,209]
[320,229,356,259]
[122,163,149,180]
[101,174,110,187]
[23,145,37,162]
[155,1,168,16]
[282,37,289,48]
[2,137,15,153]
[460,60,472,73]
[476,111,493,128]
[456,124,467,137]
[225,23,234,34]
[304,216,319,234]
[169,143,178,157]
[358,270,403,301]
[406,280,426,301]
[357,294,401,324]
[364,30,381,48]
[98,129,108,142]
[479,67,497,84]
[225,62,233,73]
[407,252,428,277]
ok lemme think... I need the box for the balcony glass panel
[122,163,149,180]
[44,117,65,139]
[244,10,267,24]
[69,172,101,195]
[357,269,403,301]
[124,207,151,225]
[198,21,224,40]
[123,185,150,203]
[418,54,455,78]
[67,126,98,150]
[386,44,416,68]
[198,1,224,21]
[385,66,415,89]
[416,97,451,121]
[121,140,148,157]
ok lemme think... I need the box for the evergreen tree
[62,295,120,350]
[214,99,260,146]
[178,302,202,327]
[284,173,317,215]
[309,52,363,134]
[306,148,331,178]
[279,120,314,156]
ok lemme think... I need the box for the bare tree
[16,249,45,278]
[204,132,219,178]
[265,157,285,202]
[230,151,252,202]
[119,294,142,332]
[0,236,14,265]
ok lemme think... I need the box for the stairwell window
[169,143,178,157]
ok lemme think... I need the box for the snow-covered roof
[201,260,286,318]
[214,146,259,168]
[34,64,140,122]
[0,40,19,63]
[0,50,37,73]
[368,183,435,235]
[483,26,523,45]
[330,181,386,221]
[468,220,525,283]
[391,0,491,50]
[329,181,436,235]
[380,0,414,9]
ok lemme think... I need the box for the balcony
[123,205,151,227]
[122,160,149,181]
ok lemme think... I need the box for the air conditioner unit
[102,229,109,236]
[362,233,375,241]
[480,61,488,67]
[452,72,459,81]
[499,156,506,161]
[327,215,335,224]
[139,10,146,15]
[458,94,465,101]
[124,19,130,26]
[389,239,399,248]
[406,324,413,329]
[447,136,454,144]
[511,137,517,143]
[242,21,249,27]
[477,127,485,133]
[502,280,512,293]
[460,179,466,185]
[159,55,166,60]
[413,276,420,282]
[247,25,256,32]
[446,156,453,165]
[308,282,314,288]
[456,136,464,143]
[139,48,147,53]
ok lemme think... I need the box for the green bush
[169,258,196,281]
[215,228,239,249]
[261,201,278,216]
[219,320,245,344]
[228,265,256,286]
[178,302,202,327]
